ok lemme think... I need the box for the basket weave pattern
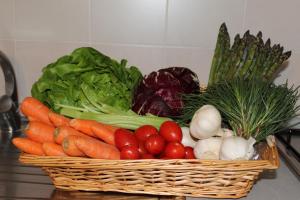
[19,143,279,199]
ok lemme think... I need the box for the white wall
[0,0,300,121]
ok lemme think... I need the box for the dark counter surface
[0,132,54,199]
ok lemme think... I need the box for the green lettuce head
[31,47,142,112]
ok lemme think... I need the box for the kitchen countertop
[1,132,299,200]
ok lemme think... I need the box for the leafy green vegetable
[31,47,142,113]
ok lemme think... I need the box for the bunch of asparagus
[208,23,291,86]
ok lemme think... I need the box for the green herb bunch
[178,78,300,141]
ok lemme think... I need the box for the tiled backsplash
[0,0,300,106]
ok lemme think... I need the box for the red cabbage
[132,67,200,117]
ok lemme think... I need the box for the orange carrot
[91,122,118,145]
[54,126,89,144]
[76,136,120,159]
[25,121,55,143]
[69,119,97,137]
[62,135,85,157]
[48,112,71,127]
[27,116,38,122]
[42,142,67,156]
[20,97,52,125]
[12,137,45,155]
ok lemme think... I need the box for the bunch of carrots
[12,97,120,159]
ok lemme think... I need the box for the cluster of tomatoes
[115,121,196,159]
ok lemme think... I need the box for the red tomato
[137,141,148,155]
[135,125,159,142]
[184,146,196,159]
[159,121,182,142]
[120,146,140,160]
[115,128,138,150]
[164,142,185,159]
[159,154,170,159]
[145,134,165,155]
[141,153,155,159]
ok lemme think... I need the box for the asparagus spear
[239,34,259,78]
[264,45,284,80]
[209,23,228,86]
[249,32,264,79]
[257,38,271,79]
[225,34,241,80]
[228,34,246,79]
[234,30,250,77]
[262,44,279,78]
[266,50,291,80]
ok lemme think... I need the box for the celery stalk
[60,107,170,130]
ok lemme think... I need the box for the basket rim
[19,143,279,170]
[20,153,276,169]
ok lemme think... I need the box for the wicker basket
[19,142,279,199]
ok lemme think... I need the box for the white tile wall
[0,40,15,61]
[91,0,166,45]
[0,0,299,126]
[275,51,300,86]
[0,0,14,39]
[163,47,213,84]
[244,0,300,52]
[15,0,89,42]
[166,0,246,48]
[92,44,166,74]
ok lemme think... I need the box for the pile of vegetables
[114,121,195,159]
[14,97,121,159]
[180,79,300,142]
[176,23,299,160]
[13,23,300,162]
[188,104,257,160]
[13,97,196,160]
[31,47,171,129]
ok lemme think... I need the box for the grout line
[13,0,16,60]
[162,0,170,66]
[242,0,248,31]
[13,39,89,45]
[88,0,92,45]
[164,0,169,44]
[92,42,214,51]
[11,40,213,50]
